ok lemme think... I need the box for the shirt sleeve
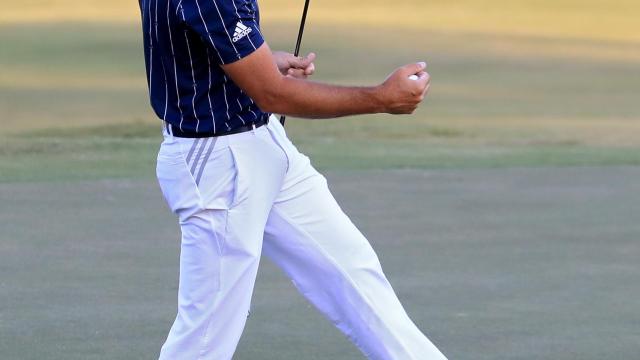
[177,0,265,65]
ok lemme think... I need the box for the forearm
[222,43,428,119]
[259,77,385,119]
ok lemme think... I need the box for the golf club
[280,0,311,126]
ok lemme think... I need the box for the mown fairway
[2,168,639,360]
[1,1,639,359]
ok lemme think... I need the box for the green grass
[2,123,640,183]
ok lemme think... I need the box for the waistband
[165,115,269,138]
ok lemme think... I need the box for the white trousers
[156,116,447,360]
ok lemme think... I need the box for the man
[139,0,446,358]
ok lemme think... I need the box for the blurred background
[1,1,639,359]
[1,0,639,178]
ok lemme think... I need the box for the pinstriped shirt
[140,0,268,134]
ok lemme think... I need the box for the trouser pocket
[156,138,239,293]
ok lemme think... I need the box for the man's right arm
[222,43,431,119]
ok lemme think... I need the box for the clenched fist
[376,62,431,114]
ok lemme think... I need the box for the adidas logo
[232,22,252,43]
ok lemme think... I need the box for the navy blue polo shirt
[140,0,268,134]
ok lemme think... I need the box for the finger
[301,52,316,67]
[416,71,429,80]
[290,52,316,69]
[304,62,315,75]
[401,61,427,76]
[414,71,431,89]
[287,68,308,79]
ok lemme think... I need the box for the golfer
[140,0,446,358]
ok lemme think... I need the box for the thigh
[156,136,239,295]
[263,166,384,284]
[156,128,291,300]
[262,118,378,268]
[157,129,289,254]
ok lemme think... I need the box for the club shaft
[280,0,311,126]
[294,0,310,57]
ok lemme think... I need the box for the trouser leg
[156,128,287,360]
[262,119,447,359]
